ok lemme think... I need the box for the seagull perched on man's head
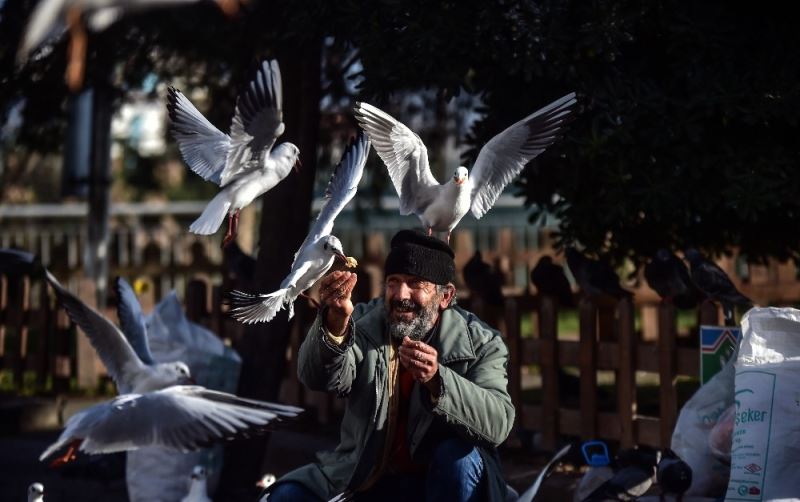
[354,93,577,243]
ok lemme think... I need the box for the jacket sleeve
[296,301,374,397]
[427,333,515,447]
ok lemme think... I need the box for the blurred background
[1,0,799,500]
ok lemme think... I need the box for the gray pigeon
[462,251,505,307]
[582,447,659,501]
[684,248,752,325]
[565,247,633,300]
[656,449,692,501]
[644,249,701,309]
[530,255,575,307]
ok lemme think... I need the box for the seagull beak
[454,177,464,186]
[294,158,302,173]
[335,252,347,263]
[184,376,196,385]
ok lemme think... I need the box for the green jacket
[276,298,515,500]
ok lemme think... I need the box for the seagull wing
[222,59,285,186]
[167,86,231,186]
[301,132,369,249]
[114,277,154,365]
[353,102,439,215]
[45,271,146,393]
[39,385,303,459]
[470,93,577,219]
[17,0,67,64]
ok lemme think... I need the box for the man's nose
[395,282,413,300]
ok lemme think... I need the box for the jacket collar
[357,302,476,364]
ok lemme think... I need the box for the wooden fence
[2,263,731,450]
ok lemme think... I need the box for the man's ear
[438,284,456,310]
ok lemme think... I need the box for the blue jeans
[267,438,485,502]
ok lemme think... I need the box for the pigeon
[38,263,303,466]
[565,247,633,300]
[353,93,577,243]
[582,447,660,501]
[229,132,369,324]
[683,248,752,325]
[644,249,702,309]
[17,0,240,91]
[28,483,45,502]
[656,449,692,502]
[167,59,300,247]
[530,255,575,307]
[181,465,212,502]
[462,250,504,307]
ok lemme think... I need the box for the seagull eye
[324,243,328,250]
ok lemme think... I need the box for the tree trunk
[217,42,322,500]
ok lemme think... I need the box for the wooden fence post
[699,300,719,326]
[617,297,636,448]
[579,297,598,440]
[538,295,560,450]
[658,301,678,447]
[75,278,99,390]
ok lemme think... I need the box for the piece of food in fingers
[345,256,358,268]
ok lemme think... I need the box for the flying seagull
[168,59,300,247]
[230,132,369,324]
[354,93,576,243]
[35,261,302,466]
[684,248,752,326]
[530,255,575,307]
[17,0,240,91]
[644,249,701,309]
[565,247,633,301]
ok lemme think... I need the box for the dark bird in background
[684,248,752,326]
[462,250,505,308]
[657,448,692,502]
[530,255,575,307]
[644,249,702,309]
[582,446,659,501]
[565,247,634,301]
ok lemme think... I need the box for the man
[265,230,515,501]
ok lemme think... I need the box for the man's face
[384,273,451,342]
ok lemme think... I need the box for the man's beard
[386,297,441,342]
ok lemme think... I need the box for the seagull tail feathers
[190,192,231,235]
[229,289,290,324]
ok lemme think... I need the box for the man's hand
[319,271,357,337]
[398,337,441,396]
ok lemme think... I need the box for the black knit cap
[384,230,456,285]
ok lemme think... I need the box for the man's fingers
[320,271,345,288]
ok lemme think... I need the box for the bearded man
[263,230,515,501]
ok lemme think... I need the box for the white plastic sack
[126,292,241,502]
[725,307,800,501]
[671,352,736,497]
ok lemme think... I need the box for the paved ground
[0,397,580,502]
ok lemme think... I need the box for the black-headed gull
[168,59,301,248]
[229,132,369,324]
[354,93,577,243]
[18,0,239,91]
[181,465,212,502]
[28,483,45,502]
[39,267,303,466]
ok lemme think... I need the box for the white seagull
[354,93,577,243]
[28,483,45,502]
[180,465,212,502]
[229,132,369,324]
[39,267,303,466]
[17,0,240,91]
[168,59,300,248]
